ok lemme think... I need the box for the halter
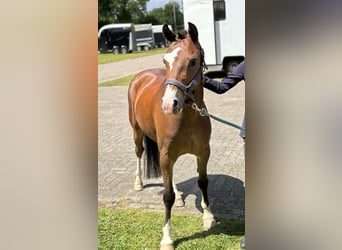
[164,69,201,102]
[164,47,206,102]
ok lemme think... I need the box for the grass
[98,207,244,250]
[98,75,135,87]
[98,48,167,64]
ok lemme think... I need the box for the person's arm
[203,61,245,94]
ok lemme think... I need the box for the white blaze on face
[161,85,184,114]
[163,47,181,71]
[162,47,184,114]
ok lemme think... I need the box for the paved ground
[98,54,165,83]
[98,55,245,219]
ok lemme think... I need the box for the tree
[98,0,148,29]
[98,0,183,30]
[164,1,183,31]
[98,0,117,28]
[147,8,166,24]
[127,0,148,23]
[146,1,183,30]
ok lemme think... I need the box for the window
[213,0,226,21]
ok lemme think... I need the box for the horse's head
[161,22,204,115]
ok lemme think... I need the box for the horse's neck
[193,84,205,106]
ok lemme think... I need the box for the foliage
[98,207,245,250]
[146,2,183,31]
[98,0,183,30]
[147,7,166,25]
[164,1,184,31]
[127,0,148,23]
[99,0,148,28]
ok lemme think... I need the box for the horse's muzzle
[161,98,182,114]
[161,85,184,115]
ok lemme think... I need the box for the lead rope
[193,54,244,131]
[192,103,245,131]
[193,46,244,131]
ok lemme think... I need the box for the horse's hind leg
[172,178,184,207]
[197,148,216,230]
[133,128,144,191]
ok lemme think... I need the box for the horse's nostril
[173,100,178,107]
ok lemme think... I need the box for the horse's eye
[190,59,197,67]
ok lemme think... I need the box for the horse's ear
[188,22,198,43]
[163,24,176,42]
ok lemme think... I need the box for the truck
[134,24,155,51]
[98,23,136,54]
[152,25,172,48]
[183,0,245,73]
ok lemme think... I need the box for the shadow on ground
[140,174,245,219]
[176,174,245,218]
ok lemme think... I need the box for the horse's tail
[143,135,161,179]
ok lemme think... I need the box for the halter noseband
[164,47,206,102]
[164,69,202,102]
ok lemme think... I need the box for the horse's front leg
[160,151,175,250]
[197,146,216,230]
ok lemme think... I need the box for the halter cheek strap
[164,69,202,102]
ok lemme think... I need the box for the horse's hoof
[203,217,216,230]
[160,243,174,250]
[134,183,143,191]
[174,197,185,207]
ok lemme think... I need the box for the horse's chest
[170,123,209,149]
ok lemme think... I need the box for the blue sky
[146,0,182,12]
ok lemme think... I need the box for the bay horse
[128,22,216,249]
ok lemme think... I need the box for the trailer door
[183,0,217,65]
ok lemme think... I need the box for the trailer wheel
[137,46,142,51]
[161,44,165,48]
[113,47,119,55]
[143,45,149,51]
[121,47,127,54]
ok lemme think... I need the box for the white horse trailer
[152,25,172,48]
[134,24,155,51]
[183,0,245,73]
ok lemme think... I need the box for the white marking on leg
[163,47,181,71]
[201,195,216,229]
[134,157,143,191]
[201,199,214,220]
[173,178,184,207]
[161,220,173,245]
[172,178,178,196]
